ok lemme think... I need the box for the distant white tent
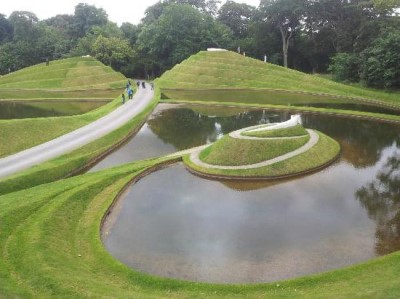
[207,48,228,52]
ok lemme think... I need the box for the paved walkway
[0,83,154,179]
[188,129,319,170]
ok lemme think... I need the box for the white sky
[1,0,261,26]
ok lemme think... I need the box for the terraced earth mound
[0,56,126,100]
[0,57,127,158]
[184,116,340,179]
[158,50,400,108]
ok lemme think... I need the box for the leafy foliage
[0,1,398,90]
[361,32,400,89]
[329,53,361,83]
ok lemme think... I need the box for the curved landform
[185,115,340,179]
[158,51,400,119]
[1,154,400,298]
[0,57,127,159]
[0,83,154,179]
[0,51,399,298]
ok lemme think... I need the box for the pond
[100,104,400,284]
[0,100,107,119]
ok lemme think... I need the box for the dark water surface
[0,100,106,119]
[102,104,400,283]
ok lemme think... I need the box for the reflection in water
[302,115,400,168]
[90,107,291,171]
[100,105,400,283]
[356,147,400,255]
[147,108,289,150]
[104,163,378,283]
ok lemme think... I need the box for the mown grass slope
[0,56,126,100]
[186,131,341,178]
[0,57,129,158]
[1,157,400,298]
[158,51,400,104]
[200,134,309,166]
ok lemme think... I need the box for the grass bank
[0,155,399,298]
[200,134,309,166]
[185,131,340,178]
[0,56,131,158]
[242,125,308,138]
[163,99,400,124]
[0,98,122,158]
[0,89,158,195]
[158,51,400,105]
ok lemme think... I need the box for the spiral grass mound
[184,115,341,179]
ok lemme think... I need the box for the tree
[0,14,13,44]
[328,52,361,82]
[72,3,108,39]
[8,11,40,42]
[120,22,140,46]
[259,0,306,68]
[168,0,221,15]
[361,32,400,89]
[218,1,256,39]
[92,35,133,69]
[137,4,232,76]
[372,0,400,11]
[45,14,75,37]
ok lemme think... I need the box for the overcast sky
[1,0,261,26]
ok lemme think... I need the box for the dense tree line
[0,0,399,88]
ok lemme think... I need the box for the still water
[101,105,400,283]
[0,100,107,119]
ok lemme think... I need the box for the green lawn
[242,124,308,138]
[0,52,399,298]
[0,56,130,158]
[0,93,157,195]
[200,134,309,166]
[1,154,400,298]
[0,99,121,158]
[158,51,400,105]
[186,131,340,178]
[0,57,126,101]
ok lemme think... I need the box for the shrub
[360,32,400,89]
[328,53,361,83]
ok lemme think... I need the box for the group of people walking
[121,80,154,104]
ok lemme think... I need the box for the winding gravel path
[0,83,154,179]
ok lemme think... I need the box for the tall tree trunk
[280,26,293,68]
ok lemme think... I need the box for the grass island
[184,115,341,179]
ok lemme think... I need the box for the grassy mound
[200,134,309,166]
[242,124,308,138]
[0,56,130,158]
[1,156,400,298]
[186,130,340,179]
[0,56,126,100]
[158,51,400,105]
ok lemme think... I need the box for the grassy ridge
[0,56,126,101]
[158,51,400,104]
[0,99,122,158]
[0,92,157,195]
[200,134,309,166]
[0,57,125,90]
[1,156,400,298]
[242,125,308,138]
[186,131,340,177]
[0,56,129,158]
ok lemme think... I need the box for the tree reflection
[147,108,289,150]
[148,106,400,169]
[302,115,400,168]
[356,151,400,255]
